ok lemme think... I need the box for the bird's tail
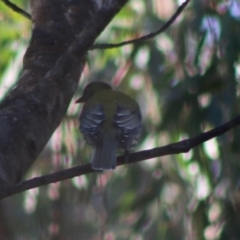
[91,135,117,170]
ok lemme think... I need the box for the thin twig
[0,114,239,200]
[2,0,31,19]
[91,0,190,50]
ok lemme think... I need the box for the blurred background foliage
[1,0,240,239]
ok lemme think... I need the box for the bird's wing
[80,104,105,145]
[114,103,142,149]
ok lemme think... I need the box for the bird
[76,81,142,170]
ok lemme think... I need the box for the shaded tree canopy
[0,0,240,239]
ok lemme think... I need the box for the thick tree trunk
[0,0,127,186]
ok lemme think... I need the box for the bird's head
[76,81,112,103]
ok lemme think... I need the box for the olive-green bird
[76,81,142,170]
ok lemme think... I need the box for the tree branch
[1,114,239,200]
[2,0,31,19]
[0,0,129,186]
[92,0,190,50]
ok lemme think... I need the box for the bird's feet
[124,150,130,164]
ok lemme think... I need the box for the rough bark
[0,0,128,187]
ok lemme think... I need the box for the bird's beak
[75,97,84,103]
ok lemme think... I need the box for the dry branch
[0,114,239,199]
